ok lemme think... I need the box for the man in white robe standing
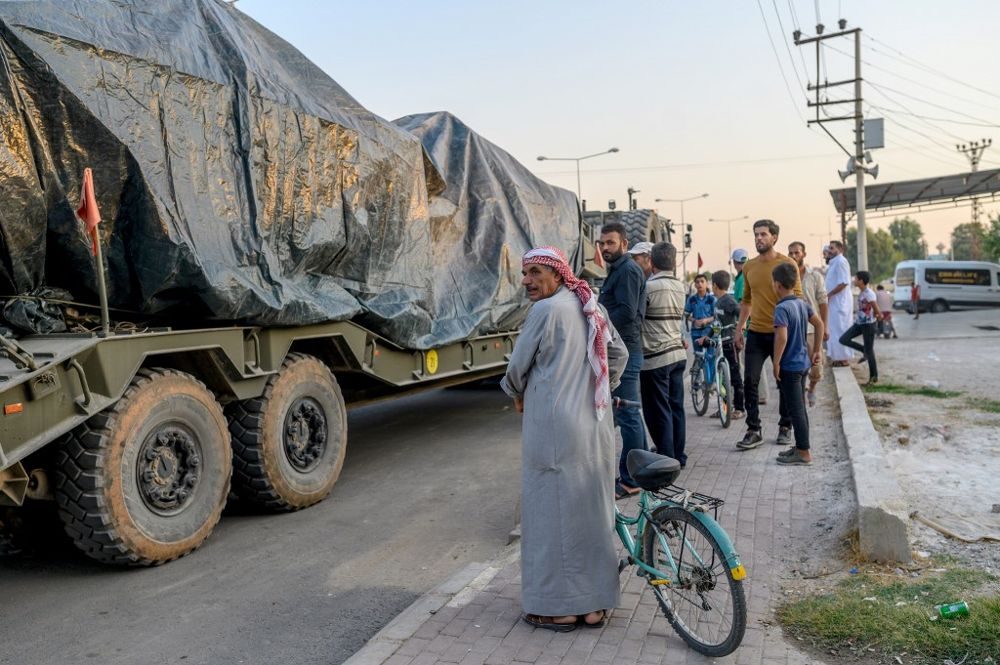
[501,246,628,632]
[825,240,853,366]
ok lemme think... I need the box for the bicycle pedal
[649,579,671,586]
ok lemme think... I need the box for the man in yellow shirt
[734,219,803,450]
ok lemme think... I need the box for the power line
[784,0,812,84]
[865,86,967,144]
[535,151,843,176]
[858,44,1000,112]
[865,104,968,168]
[771,0,808,94]
[821,42,1000,127]
[868,81,1000,128]
[755,0,807,125]
[864,34,1000,103]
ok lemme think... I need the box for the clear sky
[235,0,999,272]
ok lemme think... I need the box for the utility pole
[956,139,993,224]
[795,19,872,270]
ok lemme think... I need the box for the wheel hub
[283,398,327,472]
[137,427,201,515]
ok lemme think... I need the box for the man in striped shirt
[636,242,689,467]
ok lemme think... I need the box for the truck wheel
[227,353,347,511]
[930,299,948,313]
[53,369,231,566]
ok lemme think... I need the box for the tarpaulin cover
[391,112,581,347]
[0,0,581,349]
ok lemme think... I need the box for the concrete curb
[832,366,911,562]
[342,547,518,665]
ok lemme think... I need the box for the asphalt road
[0,385,522,665]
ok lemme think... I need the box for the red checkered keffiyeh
[522,247,611,421]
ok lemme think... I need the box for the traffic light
[684,233,692,249]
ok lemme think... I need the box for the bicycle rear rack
[652,485,725,519]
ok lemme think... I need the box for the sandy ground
[853,309,1000,571]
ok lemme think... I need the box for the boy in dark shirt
[711,270,744,419]
[685,274,717,387]
[771,263,824,465]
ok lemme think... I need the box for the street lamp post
[537,147,620,210]
[708,215,750,270]
[654,193,709,279]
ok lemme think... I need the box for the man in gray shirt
[636,242,688,466]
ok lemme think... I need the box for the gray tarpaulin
[0,0,580,348]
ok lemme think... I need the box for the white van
[892,260,1000,312]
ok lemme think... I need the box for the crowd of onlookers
[500,221,891,631]
[596,220,882,485]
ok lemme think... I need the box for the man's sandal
[522,614,577,632]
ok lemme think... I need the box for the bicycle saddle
[626,449,682,491]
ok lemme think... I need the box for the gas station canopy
[830,168,1000,214]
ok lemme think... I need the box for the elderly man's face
[598,231,626,264]
[522,264,562,301]
[633,253,652,276]
[788,244,806,266]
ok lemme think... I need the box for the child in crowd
[711,271,744,420]
[839,271,880,384]
[771,263,824,465]
[875,284,897,338]
[685,273,717,388]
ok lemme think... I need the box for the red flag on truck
[76,168,101,256]
[697,252,703,270]
[594,241,605,269]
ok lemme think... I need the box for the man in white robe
[825,240,853,364]
[501,246,628,632]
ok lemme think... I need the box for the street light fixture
[654,193,709,278]
[537,147,620,209]
[708,215,750,269]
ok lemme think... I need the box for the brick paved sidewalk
[349,378,850,665]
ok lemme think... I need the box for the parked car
[892,260,1000,313]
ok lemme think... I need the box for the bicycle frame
[614,492,746,583]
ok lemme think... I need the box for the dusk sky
[237,0,1000,272]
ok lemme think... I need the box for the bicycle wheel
[690,360,710,416]
[641,506,746,657]
[716,359,732,429]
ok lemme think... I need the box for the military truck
[0,0,607,567]
[583,209,674,249]
[0,319,522,565]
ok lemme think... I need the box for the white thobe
[825,254,853,361]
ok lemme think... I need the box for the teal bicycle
[613,423,747,657]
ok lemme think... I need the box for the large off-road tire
[618,209,652,246]
[54,369,231,566]
[227,353,347,512]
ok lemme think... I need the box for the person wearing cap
[502,246,628,632]
[627,240,655,276]
[636,242,689,466]
[732,248,750,302]
[597,222,648,499]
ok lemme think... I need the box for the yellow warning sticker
[426,349,439,375]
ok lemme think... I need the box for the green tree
[888,217,927,260]
[983,213,1000,262]
[950,222,986,260]
[846,227,902,283]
